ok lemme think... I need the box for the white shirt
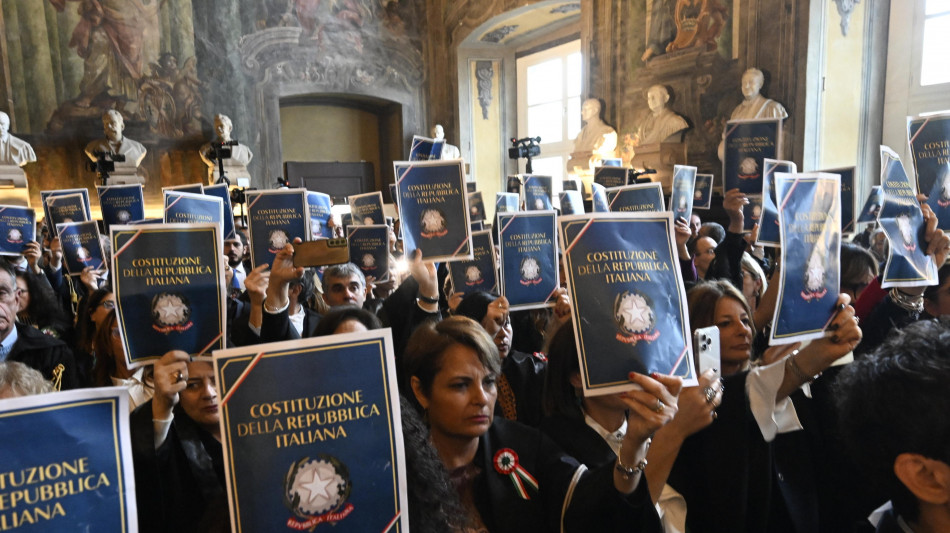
[111,367,154,412]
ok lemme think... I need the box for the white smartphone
[693,326,721,375]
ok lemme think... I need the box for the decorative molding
[480,25,518,44]
[475,61,494,120]
[834,0,860,36]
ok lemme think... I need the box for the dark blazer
[471,418,661,533]
[130,401,228,533]
[497,349,547,427]
[257,304,322,344]
[7,322,79,390]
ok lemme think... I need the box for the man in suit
[0,261,79,389]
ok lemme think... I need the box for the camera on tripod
[209,140,238,161]
[86,151,126,174]
[508,137,541,173]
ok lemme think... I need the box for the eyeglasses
[98,301,116,311]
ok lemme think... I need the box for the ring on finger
[175,370,185,383]
[654,399,665,413]
[702,386,715,404]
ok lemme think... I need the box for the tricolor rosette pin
[493,448,538,500]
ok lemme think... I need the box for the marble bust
[200,114,253,185]
[432,124,461,160]
[635,85,689,145]
[84,110,147,184]
[570,99,618,171]
[730,68,788,120]
[0,112,36,167]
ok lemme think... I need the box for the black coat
[130,401,228,533]
[7,322,79,390]
[497,349,547,427]
[470,417,661,533]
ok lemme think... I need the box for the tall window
[921,0,950,86]
[516,40,582,183]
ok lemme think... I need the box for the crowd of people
[1,185,949,533]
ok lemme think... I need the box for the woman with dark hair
[312,305,382,336]
[840,242,879,302]
[15,270,71,339]
[92,311,153,411]
[403,316,670,532]
[454,291,547,426]
[541,321,720,533]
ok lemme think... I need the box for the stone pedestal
[0,165,31,206]
[630,142,687,192]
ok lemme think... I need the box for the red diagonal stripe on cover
[909,117,931,146]
[220,351,265,406]
[112,230,143,258]
[669,346,689,376]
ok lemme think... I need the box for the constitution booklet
[112,223,226,367]
[0,387,137,532]
[878,147,938,288]
[723,117,782,195]
[495,192,519,214]
[758,159,797,246]
[346,225,390,282]
[669,165,697,222]
[97,184,145,231]
[468,191,486,222]
[559,213,696,396]
[348,191,385,226]
[164,190,224,236]
[46,193,90,238]
[213,330,407,533]
[559,190,585,215]
[856,185,884,223]
[522,175,554,211]
[693,173,714,210]
[606,183,664,213]
[594,166,629,189]
[772,173,841,344]
[497,211,558,310]
[204,183,237,240]
[57,220,106,276]
[818,166,856,235]
[41,188,92,238]
[0,205,34,257]
[909,114,950,230]
[394,159,472,262]
[591,183,610,213]
[409,135,444,161]
[306,191,334,239]
[162,183,204,195]
[447,229,497,295]
[245,189,310,268]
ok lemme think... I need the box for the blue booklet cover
[606,183,665,213]
[911,114,950,230]
[97,184,145,230]
[163,183,204,195]
[908,113,950,197]
[591,183,610,213]
[41,188,91,237]
[466,181,477,193]
[164,191,224,236]
[601,158,623,167]
[559,190,585,215]
[46,193,90,238]
[471,220,484,232]
[878,147,938,288]
[213,330,408,533]
[495,192,519,214]
[594,166,629,189]
[497,211,558,310]
[112,223,226,367]
[307,191,334,239]
[522,175,553,211]
[758,159,798,246]
[348,191,385,226]
[388,183,398,206]
[857,185,884,223]
[57,220,106,276]
[204,183,237,240]
[562,179,581,192]
[693,173,714,210]
[347,224,391,282]
[818,166,856,234]
[0,205,35,257]
[394,160,472,262]
[246,189,311,268]
[506,175,521,194]
[409,135,444,161]
[723,118,782,195]
[448,230,497,294]
[468,191,486,222]
[772,173,842,344]
[0,388,137,532]
[559,213,697,395]
[670,165,697,222]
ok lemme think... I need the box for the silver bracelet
[890,288,924,314]
[615,438,649,479]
